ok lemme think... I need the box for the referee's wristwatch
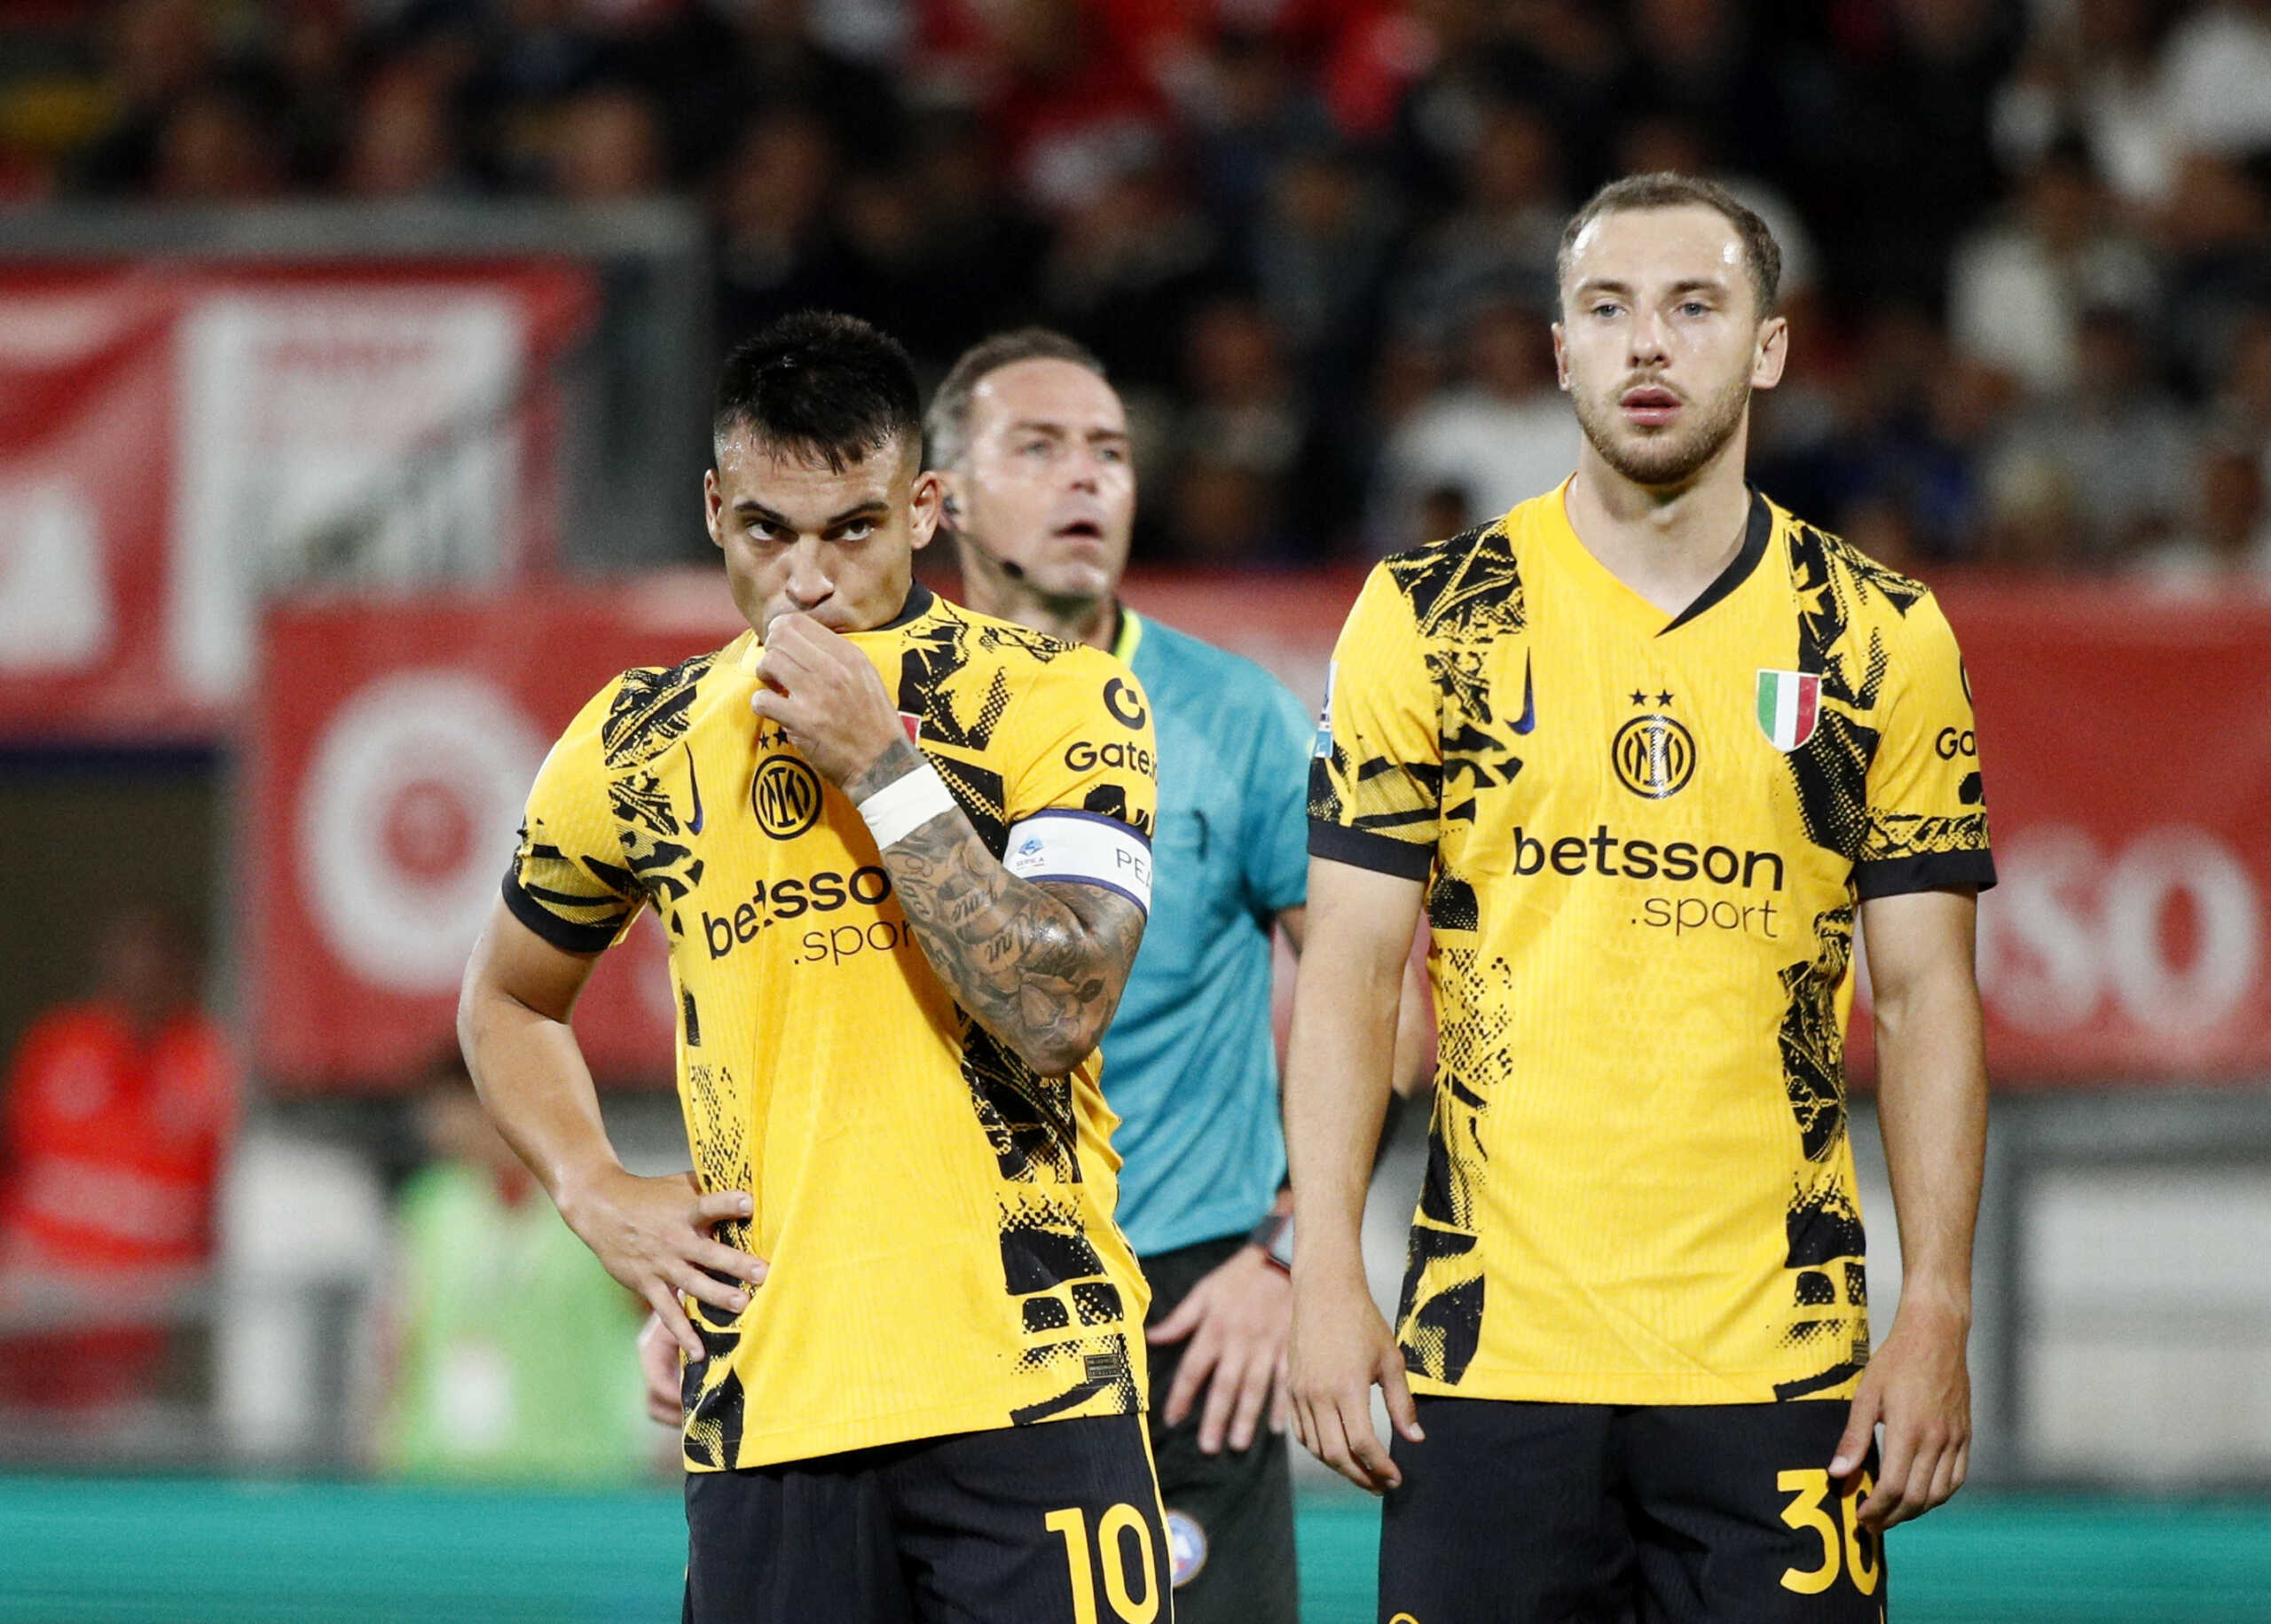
[1247,1211,1294,1274]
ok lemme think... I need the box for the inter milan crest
[1613,688,1694,799]
[750,754,822,839]
[1755,670,1822,751]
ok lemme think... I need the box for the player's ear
[1751,315,1788,392]
[909,467,946,553]
[703,466,727,552]
[1551,320,1571,392]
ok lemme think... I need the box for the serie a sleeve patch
[1003,809,1153,914]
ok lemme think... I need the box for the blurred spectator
[1390,95,1564,340]
[1815,0,2025,307]
[2157,0,2271,164]
[1992,303,2194,558]
[1976,440,2085,569]
[1182,28,1330,237]
[2159,153,2271,396]
[343,61,468,197]
[2130,435,2271,589]
[546,82,663,198]
[713,106,843,343]
[269,0,362,189]
[150,81,278,201]
[11,0,2271,583]
[2212,306,2271,490]
[1386,0,1614,212]
[1368,296,1579,551]
[887,111,1049,366]
[1834,492,1925,575]
[1602,0,1782,184]
[1167,294,1308,561]
[0,906,236,1411]
[1992,0,2180,206]
[1246,137,1398,391]
[1949,140,2158,397]
[1756,308,2002,563]
[964,0,1174,217]
[66,0,212,193]
[1413,480,1472,545]
[459,0,612,190]
[1041,153,1222,394]
[372,1050,648,1483]
[648,0,904,182]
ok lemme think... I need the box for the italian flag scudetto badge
[1756,669,1822,750]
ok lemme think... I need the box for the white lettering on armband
[1002,810,1152,914]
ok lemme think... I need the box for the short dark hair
[714,310,923,472]
[926,328,1109,471]
[1557,172,1782,316]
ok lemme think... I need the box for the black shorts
[1141,1236,1298,1624]
[1379,1397,1888,1624]
[684,1413,1170,1624]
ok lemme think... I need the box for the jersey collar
[1111,604,1143,665]
[873,581,935,631]
[1542,482,1773,637]
[1662,491,1772,633]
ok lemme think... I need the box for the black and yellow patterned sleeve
[502,679,646,953]
[1856,594,1997,900]
[1308,563,1442,882]
[998,646,1159,914]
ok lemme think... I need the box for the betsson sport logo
[1508,823,1786,939]
[700,866,911,968]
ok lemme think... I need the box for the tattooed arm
[849,739,1143,1074]
[750,613,1145,1077]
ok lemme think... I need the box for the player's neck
[1564,429,1754,619]
[960,552,1120,651]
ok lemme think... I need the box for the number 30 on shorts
[1776,1469,1881,1597]
[1046,1503,1160,1624]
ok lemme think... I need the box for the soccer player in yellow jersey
[1286,175,1994,1621]
[459,311,1172,1622]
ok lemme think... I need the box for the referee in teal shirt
[922,328,1430,1621]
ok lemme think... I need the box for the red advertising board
[0,263,594,741]
[252,577,742,1087]
[248,570,2271,1090]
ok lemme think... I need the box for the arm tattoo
[853,741,1145,1075]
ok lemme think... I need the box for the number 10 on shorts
[1046,1503,1160,1624]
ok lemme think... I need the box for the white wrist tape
[858,762,958,850]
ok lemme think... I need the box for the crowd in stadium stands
[4,0,2271,577]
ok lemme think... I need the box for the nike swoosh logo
[684,745,704,834]
[1511,652,1536,734]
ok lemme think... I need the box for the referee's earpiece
[942,495,961,521]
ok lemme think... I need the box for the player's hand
[1831,1293,1970,1531]
[556,1165,767,1363]
[1287,1260,1422,1495]
[749,613,905,788]
[1147,1244,1292,1455]
[638,1312,685,1426]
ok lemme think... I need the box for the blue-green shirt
[1105,609,1313,1258]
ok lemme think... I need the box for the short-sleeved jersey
[1103,609,1312,1258]
[1310,486,1993,1407]
[504,584,1159,1471]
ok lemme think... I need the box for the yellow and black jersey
[1311,485,1992,1407]
[505,584,1159,1470]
